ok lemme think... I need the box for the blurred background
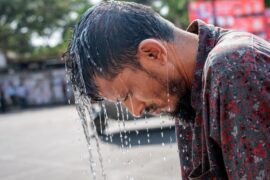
[0,0,270,180]
[0,0,270,112]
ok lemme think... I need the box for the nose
[123,96,145,117]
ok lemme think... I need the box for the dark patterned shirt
[175,20,270,180]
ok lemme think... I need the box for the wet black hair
[64,1,174,102]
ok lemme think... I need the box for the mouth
[145,103,174,115]
[144,105,159,115]
[149,109,161,115]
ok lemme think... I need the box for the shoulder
[203,31,270,80]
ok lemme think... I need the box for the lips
[149,108,161,115]
[145,104,167,115]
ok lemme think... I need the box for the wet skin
[95,67,183,117]
[95,36,198,117]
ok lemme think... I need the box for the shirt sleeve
[202,47,270,179]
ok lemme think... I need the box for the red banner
[188,0,269,40]
[189,0,265,20]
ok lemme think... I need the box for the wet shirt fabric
[175,20,270,180]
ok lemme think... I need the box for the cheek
[154,95,178,112]
[168,95,179,111]
[148,81,169,103]
[150,88,171,107]
[133,74,171,105]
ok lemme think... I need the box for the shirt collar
[187,20,221,110]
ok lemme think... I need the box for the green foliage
[158,0,189,28]
[0,0,91,61]
[1,0,188,62]
[266,0,270,7]
[118,0,189,28]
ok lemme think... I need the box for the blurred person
[0,83,6,113]
[41,79,52,104]
[65,2,270,180]
[23,76,34,106]
[52,77,65,103]
[4,81,16,108]
[32,82,42,105]
[33,79,51,105]
[15,81,28,109]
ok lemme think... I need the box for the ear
[138,39,167,65]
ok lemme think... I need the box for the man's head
[65,1,194,118]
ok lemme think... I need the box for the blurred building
[0,58,73,112]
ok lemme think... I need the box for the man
[65,1,270,179]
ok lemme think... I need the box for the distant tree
[158,0,189,28]
[266,0,270,7]
[0,0,91,62]
[118,0,189,28]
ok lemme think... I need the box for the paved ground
[0,106,181,180]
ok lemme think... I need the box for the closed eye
[116,93,129,103]
[123,91,132,102]
[123,94,129,101]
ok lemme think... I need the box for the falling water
[120,103,130,150]
[115,102,124,150]
[65,48,107,179]
[144,116,151,144]
[74,95,96,180]
[74,92,107,180]
[85,98,106,179]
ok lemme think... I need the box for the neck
[171,28,199,89]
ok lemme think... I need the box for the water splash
[115,102,124,149]
[84,98,107,179]
[74,94,107,179]
[120,103,129,150]
[75,95,97,180]
[66,49,107,179]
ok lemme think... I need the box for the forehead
[95,71,130,101]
